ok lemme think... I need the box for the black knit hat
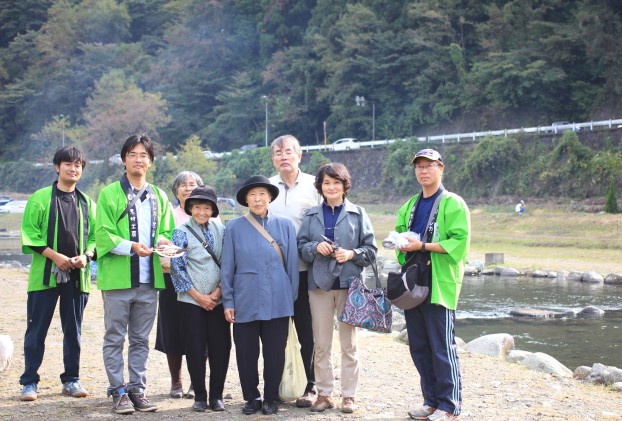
[184,185,219,217]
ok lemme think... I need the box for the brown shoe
[310,395,334,412]
[342,396,356,413]
[295,390,316,408]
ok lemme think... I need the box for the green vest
[21,186,96,293]
[395,192,471,310]
[95,181,174,290]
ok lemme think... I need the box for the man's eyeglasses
[273,150,297,158]
[414,163,440,171]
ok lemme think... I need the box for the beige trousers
[309,288,359,398]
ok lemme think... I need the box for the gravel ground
[0,269,621,421]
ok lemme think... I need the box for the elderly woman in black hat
[169,185,231,413]
[220,175,299,416]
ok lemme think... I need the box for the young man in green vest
[19,146,96,401]
[95,134,174,414]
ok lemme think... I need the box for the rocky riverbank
[1,269,622,420]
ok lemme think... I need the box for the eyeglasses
[414,163,440,171]
[273,150,297,158]
[126,152,150,161]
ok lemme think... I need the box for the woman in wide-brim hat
[220,175,299,416]
[169,185,231,413]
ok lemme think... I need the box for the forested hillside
[1,0,621,167]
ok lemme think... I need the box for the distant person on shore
[95,134,174,414]
[515,200,526,215]
[19,146,96,401]
[395,148,470,421]
[268,134,322,408]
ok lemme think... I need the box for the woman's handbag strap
[244,213,285,266]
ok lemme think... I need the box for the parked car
[331,138,360,151]
[0,196,12,207]
[0,200,27,214]
[239,144,258,153]
[108,154,123,165]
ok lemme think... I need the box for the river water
[3,252,621,370]
[456,275,622,370]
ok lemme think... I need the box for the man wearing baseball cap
[395,148,471,421]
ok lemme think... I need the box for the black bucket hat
[184,185,219,217]
[236,175,279,207]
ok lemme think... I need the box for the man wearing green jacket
[19,146,96,402]
[96,134,174,414]
[395,149,470,421]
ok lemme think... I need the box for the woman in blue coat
[220,175,299,416]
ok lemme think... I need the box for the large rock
[557,270,569,281]
[495,266,520,276]
[509,307,558,318]
[604,273,622,285]
[577,306,605,317]
[518,352,573,378]
[566,271,584,282]
[573,366,592,380]
[465,333,514,359]
[587,363,622,385]
[464,265,480,276]
[582,271,604,284]
[546,271,558,278]
[507,350,532,363]
[531,270,548,278]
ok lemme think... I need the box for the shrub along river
[3,252,621,370]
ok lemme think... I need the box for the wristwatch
[421,242,426,252]
[84,252,94,263]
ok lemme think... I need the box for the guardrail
[301,118,622,153]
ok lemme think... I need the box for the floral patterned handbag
[339,253,393,333]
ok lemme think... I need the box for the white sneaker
[408,405,436,419]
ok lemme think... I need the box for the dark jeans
[20,282,88,385]
[294,271,315,392]
[180,302,231,401]
[233,317,289,402]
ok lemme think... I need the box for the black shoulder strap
[117,182,148,223]
[421,190,446,242]
[185,225,221,268]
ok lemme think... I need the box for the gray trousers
[102,284,157,395]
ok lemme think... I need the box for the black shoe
[242,399,262,415]
[262,400,278,415]
[209,398,225,411]
[193,400,208,412]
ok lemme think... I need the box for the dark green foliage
[605,176,620,214]
[1,0,622,202]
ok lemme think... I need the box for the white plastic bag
[278,318,306,401]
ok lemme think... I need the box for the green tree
[605,176,620,214]
[81,70,170,166]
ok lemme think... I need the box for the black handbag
[387,251,431,310]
